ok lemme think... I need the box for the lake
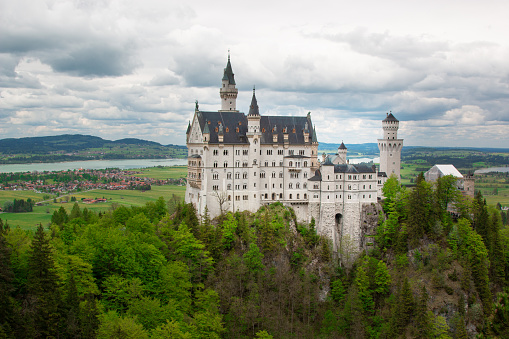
[474,166,509,174]
[0,159,188,173]
[0,155,379,174]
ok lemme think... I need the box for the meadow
[0,166,187,231]
[131,165,187,179]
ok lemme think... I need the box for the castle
[185,56,403,252]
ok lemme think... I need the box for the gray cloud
[1,0,509,147]
[44,41,140,77]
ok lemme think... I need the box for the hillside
[1,177,508,338]
[0,134,187,164]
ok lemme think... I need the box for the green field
[1,165,188,231]
[132,166,187,179]
[0,190,50,207]
[0,185,185,231]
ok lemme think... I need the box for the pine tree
[80,293,100,338]
[455,316,468,339]
[398,278,414,330]
[489,208,505,285]
[0,222,14,334]
[414,285,432,338]
[26,224,61,338]
[64,272,81,338]
[70,202,82,220]
[407,173,434,245]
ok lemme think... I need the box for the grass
[132,166,187,179]
[0,185,186,232]
[0,190,50,207]
[0,161,188,232]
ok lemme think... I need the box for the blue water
[0,159,188,173]
[474,166,509,174]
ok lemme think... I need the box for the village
[0,168,186,196]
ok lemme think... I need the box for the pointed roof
[312,126,318,142]
[222,54,236,85]
[322,156,334,166]
[383,112,399,122]
[248,88,260,116]
[203,122,210,134]
[186,121,191,135]
[338,141,347,150]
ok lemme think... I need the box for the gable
[188,114,203,143]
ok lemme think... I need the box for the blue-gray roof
[195,110,316,145]
[222,56,236,85]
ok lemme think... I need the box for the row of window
[226,193,309,201]
[211,149,314,156]
[213,161,309,168]
[323,174,375,181]
[309,194,373,200]
[193,148,317,157]
[215,181,309,190]
[213,171,308,179]
[310,183,374,190]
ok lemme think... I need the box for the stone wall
[359,203,382,250]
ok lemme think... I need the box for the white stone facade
[185,57,403,253]
[378,112,403,179]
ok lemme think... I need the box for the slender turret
[378,112,403,179]
[219,53,238,111]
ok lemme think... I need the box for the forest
[1,174,509,338]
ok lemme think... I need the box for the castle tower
[378,112,403,179]
[337,141,347,164]
[219,54,238,111]
[247,87,261,134]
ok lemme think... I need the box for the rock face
[359,203,382,250]
[308,200,382,255]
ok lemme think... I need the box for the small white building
[424,164,475,197]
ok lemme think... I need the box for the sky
[1,0,509,148]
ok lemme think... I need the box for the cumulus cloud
[1,0,509,147]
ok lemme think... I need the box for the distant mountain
[318,142,379,155]
[318,142,509,155]
[0,134,186,154]
[112,138,163,146]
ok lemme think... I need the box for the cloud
[43,41,140,77]
[1,0,509,147]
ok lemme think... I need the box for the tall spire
[222,51,236,85]
[220,52,238,111]
[248,86,260,116]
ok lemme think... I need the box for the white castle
[186,56,403,252]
